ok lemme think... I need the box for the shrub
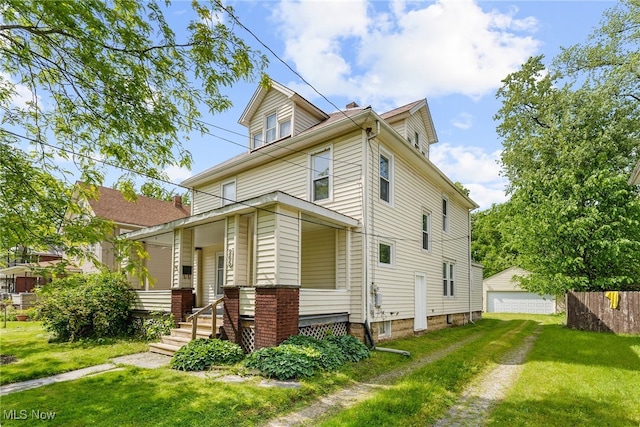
[170,339,244,371]
[36,272,135,341]
[282,335,346,371]
[244,344,321,380]
[133,312,174,341]
[326,335,370,362]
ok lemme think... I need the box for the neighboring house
[127,80,483,350]
[0,252,66,293]
[74,185,190,291]
[483,267,557,314]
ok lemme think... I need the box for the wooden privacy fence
[566,291,639,334]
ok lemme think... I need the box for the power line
[5,130,469,246]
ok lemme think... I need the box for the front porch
[127,191,360,353]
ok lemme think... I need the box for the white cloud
[430,142,508,209]
[451,112,473,130]
[165,165,192,183]
[274,0,540,106]
[1,72,36,109]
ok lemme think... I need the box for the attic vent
[346,101,359,109]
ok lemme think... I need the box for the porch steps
[149,315,223,357]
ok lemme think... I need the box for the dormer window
[265,113,277,144]
[279,119,291,138]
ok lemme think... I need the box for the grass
[487,316,640,427]
[1,315,637,426]
[0,321,148,385]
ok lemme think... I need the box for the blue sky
[158,0,614,211]
[9,0,614,210]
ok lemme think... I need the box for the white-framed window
[422,210,431,251]
[379,150,393,203]
[265,113,277,143]
[378,320,391,339]
[279,119,291,138]
[415,131,420,147]
[442,196,449,233]
[443,261,455,297]
[221,180,236,206]
[252,131,263,149]
[215,252,224,295]
[310,147,331,201]
[378,239,394,267]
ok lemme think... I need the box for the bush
[326,335,371,362]
[245,344,321,380]
[282,335,346,371]
[133,313,174,341]
[170,339,244,371]
[36,272,135,341]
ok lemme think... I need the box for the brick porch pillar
[254,286,299,350]
[171,288,194,323]
[222,287,241,344]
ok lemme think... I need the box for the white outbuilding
[483,267,557,314]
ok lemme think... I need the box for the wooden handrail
[186,297,224,340]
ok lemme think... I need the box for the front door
[414,273,427,331]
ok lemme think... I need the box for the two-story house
[127,80,483,351]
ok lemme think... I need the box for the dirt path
[265,333,483,427]
[432,325,541,427]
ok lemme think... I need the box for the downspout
[468,208,475,324]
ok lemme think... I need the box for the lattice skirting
[241,327,255,353]
[299,322,348,340]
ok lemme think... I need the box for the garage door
[487,291,555,314]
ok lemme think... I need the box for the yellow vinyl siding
[146,244,172,290]
[406,113,429,156]
[256,207,276,285]
[192,180,221,214]
[294,106,322,135]
[300,289,350,315]
[276,205,300,286]
[301,226,335,289]
[369,141,472,319]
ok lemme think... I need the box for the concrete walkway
[0,352,171,396]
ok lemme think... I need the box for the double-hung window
[222,180,236,206]
[311,148,331,201]
[380,153,391,203]
[265,113,277,143]
[422,211,431,251]
[442,197,449,232]
[252,132,263,149]
[443,261,455,297]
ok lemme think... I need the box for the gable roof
[86,186,190,227]
[238,79,329,127]
[380,99,438,144]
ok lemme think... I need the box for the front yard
[1,315,638,426]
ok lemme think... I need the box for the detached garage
[483,267,557,314]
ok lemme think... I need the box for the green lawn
[0,321,148,385]
[487,315,640,427]
[1,316,638,427]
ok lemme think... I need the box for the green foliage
[0,0,266,262]
[244,344,321,380]
[35,272,135,341]
[493,1,640,294]
[170,339,245,371]
[246,334,370,380]
[471,203,517,278]
[283,335,346,371]
[326,335,371,363]
[133,312,174,341]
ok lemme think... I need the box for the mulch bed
[0,354,17,365]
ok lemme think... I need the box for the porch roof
[124,191,360,241]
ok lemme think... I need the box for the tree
[0,1,266,265]
[495,0,640,294]
[471,203,517,278]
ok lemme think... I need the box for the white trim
[378,238,395,268]
[379,147,394,206]
[309,145,333,202]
